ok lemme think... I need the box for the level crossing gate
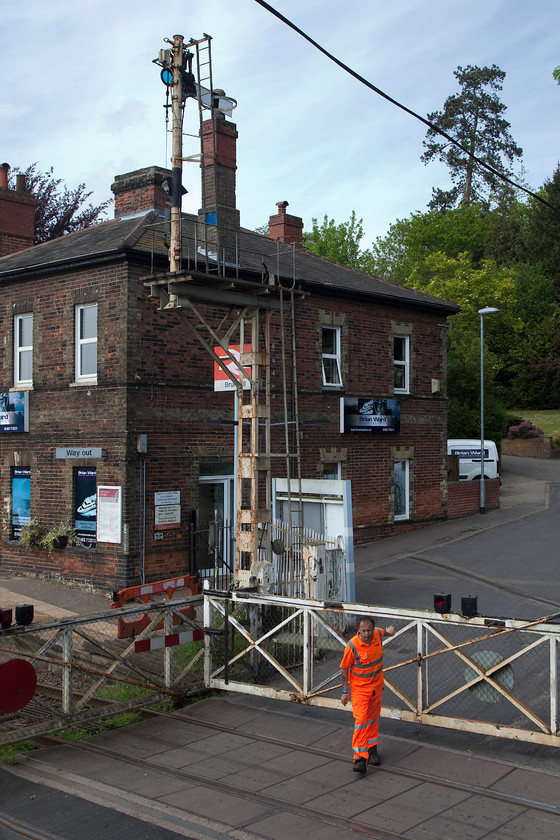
[2,590,560,749]
[203,588,560,748]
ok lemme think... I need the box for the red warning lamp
[434,593,451,614]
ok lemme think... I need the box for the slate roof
[0,211,458,315]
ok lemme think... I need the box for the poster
[340,398,400,434]
[0,391,29,433]
[97,486,122,543]
[11,466,30,540]
[74,467,97,547]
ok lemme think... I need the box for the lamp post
[478,306,500,514]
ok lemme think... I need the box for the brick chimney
[268,201,303,247]
[198,112,240,263]
[111,166,172,219]
[0,163,37,257]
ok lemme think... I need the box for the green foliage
[8,163,111,244]
[0,741,36,765]
[422,65,522,210]
[365,205,492,282]
[40,521,83,552]
[303,211,368,269]
[18,517,47,549]
[553,66,560,85]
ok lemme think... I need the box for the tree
[302,211,368,269]
[9,164,111,244]
[553,66,560,85]
[421,65,523,211]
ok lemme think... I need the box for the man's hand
[341,691,349,706]
[385,625,395,637]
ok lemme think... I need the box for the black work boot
[353,756,367,774]
[368,746,380,766]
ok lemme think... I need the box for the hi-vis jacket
[340,628,385,691]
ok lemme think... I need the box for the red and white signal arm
[214,345,252,392]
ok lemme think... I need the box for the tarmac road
[354,455,560,622]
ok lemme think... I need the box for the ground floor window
[394,459,409,520]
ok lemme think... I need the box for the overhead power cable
[254,0,558,214]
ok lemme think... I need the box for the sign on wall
[340,398,400,434]
[97,486,122,543]
[154,490,181,531]
[75,468,97,548]
[11,467,30,540]
[214,345,251,391]
[0,392,29,433]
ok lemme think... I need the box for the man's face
[358,621,374,643]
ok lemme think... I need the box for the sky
[2,0,559,246]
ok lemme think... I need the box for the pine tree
[421,65,522,211]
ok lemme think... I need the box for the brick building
[0,114,457,590]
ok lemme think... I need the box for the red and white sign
[214,345,251,392]
[134,628,204,653]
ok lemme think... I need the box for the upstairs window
[394,335,409,394]
[322,326,342,388]
[322,461,341,480]
[75,303,98,382]
[14,313,33,387]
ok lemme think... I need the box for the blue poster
[75,467,97,547]
[12,466,31,540]
[0,391,29,433]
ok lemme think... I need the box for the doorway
[198,473,235,585]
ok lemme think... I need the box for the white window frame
[14,313,33,387]
[321,326,342,388]
[393,459,409,521]
[322,461,341,480]
[393,335,409,394]
[75,303,98,383]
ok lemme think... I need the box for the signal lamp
[434,593,451,614]
[1,608,13,629]
[461,596,478,618]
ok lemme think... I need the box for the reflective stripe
[354,723,368,730]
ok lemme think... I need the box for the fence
[4,588,559,748]
[195,517,344,599]
[203,589,560,748]
[0,597,204,746]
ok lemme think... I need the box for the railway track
[2,705,560,840]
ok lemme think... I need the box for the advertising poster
[74,467,97,547]
[11,466,31,540]
[340,398,400,434]
[97,486,122,543]
[0,391,29,433]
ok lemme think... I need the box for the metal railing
[0,598,204,746]
[203,589,560,748]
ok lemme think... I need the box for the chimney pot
[15,174,26,193]
[276,201,289,215]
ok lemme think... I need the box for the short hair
[357,616,375,629]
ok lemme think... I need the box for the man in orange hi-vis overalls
[340,616,395,774]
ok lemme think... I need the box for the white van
[447,439,499,481]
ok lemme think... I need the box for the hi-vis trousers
[351,685,382,760]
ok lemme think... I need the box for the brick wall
[447,479,500,519]
[0,246,451,587]
[501,437,559,459]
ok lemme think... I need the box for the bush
[506,420,544,439]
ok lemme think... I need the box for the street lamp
[478,306,500,514]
